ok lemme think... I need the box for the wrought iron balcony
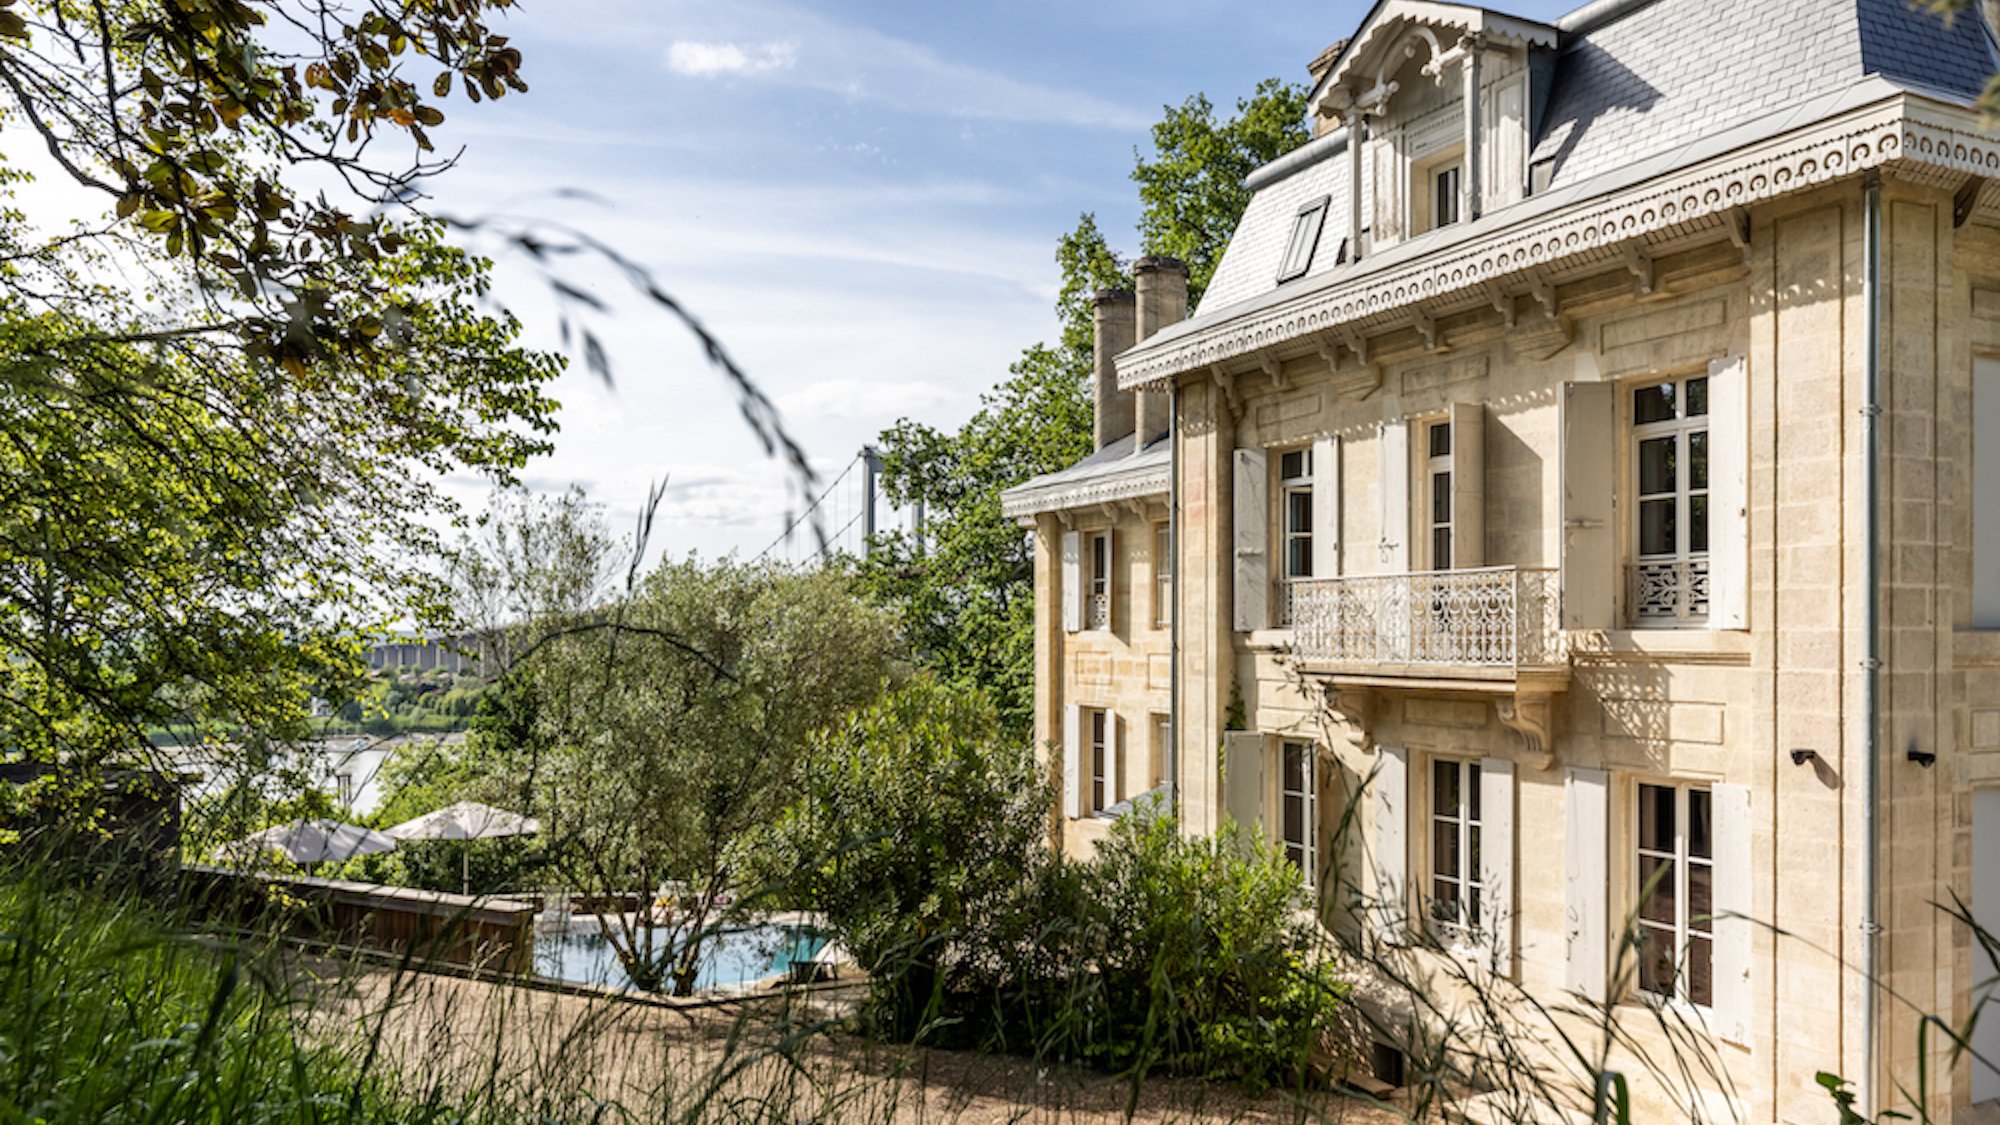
[1285,567,1568,685]
[1628,558,1709,624]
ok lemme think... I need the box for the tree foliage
[862,80,1305,735]
[482,559,902,995]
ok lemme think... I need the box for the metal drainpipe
[1168,378,1180,818]
[1861,170,1883,1122]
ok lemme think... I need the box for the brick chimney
[1132,256,1188,446]
[1092,288,1136,451]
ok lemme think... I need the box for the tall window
[1636,782,1714,1007]
[1280,740,1316,881]
[1429,758,1482,941]
[1153,523,1172,629]
[1630,375,1710,623]
[1150,713,1171,793]
[1433,163,1462,229]
[1278,448,1313,624]
[1088,531,1111,630]
[1426,420,1453,570]
[1089,709,1111,813]
[1977,359,2000,627]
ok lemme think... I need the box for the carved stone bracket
[1323,685,1380,755]
[1619,241,1656,299]
[1495,692,1557,770]
[1208,364,1240,419]
[1259,354,1287,391]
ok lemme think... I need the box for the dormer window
[1414,146,1465,235]
[1277,196,1329,283]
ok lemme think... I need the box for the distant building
[1005,0,2000,1118]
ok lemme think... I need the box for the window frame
[1277,196,1330,283]
[1426,756,1484,949]
[1421,417,1454,572]
[1632,779,1715,1011]
[1087,530,1112,631]
[1149,712,1171,794]
[1275,447,1314,625]
[1411,145,1466,236]
[1626,372,1712,626]
[1088,708,1111,814]
[1278,739,1317,885]
[1152,522,1172,629]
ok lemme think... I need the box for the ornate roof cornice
[1116,91,1997,391]
[999,463,1169,521]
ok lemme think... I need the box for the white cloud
[778,377,959,421]
[664,39,799,77]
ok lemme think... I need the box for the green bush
[768,683,1346,1088]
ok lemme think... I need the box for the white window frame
[1412,145,1465,235]
[1087,530,1112,631]
[1277,196,1330,283]
[1276,447,1313,624]
[1420,418,1454,571]
[1088,708,1111,814]
[1627,373,1711,625]
[1149,712,1171,794]
[1633,780,1715,1010]
[1152,522,1172,629]
[1278,739,1317,884]
[1427,757,1483,949]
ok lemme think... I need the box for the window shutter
[1374,745,1409,944]
[1479,757,1515,973]
[1313,435,1341,577]
[1106,711,1122,803]
[1378,420,1410,574]
[1061,530,1083,633]
[1223,731,1265,831]
[1063,706,1083,819]
[1561,382,1616,629]
[1450,402,1486,568]
[1712,782,1752,1045]
[1102,529,1116,631]
[1563,766,1609,1002]
[1234,448,1269,631]
[1707,356,1749,630]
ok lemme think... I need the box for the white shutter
[1102,529,1116,631]
[1063,706,1084,819]
[1107,712,1122,802]
[1061,530,1083,633]
[1378,420,1410,573]
[1707,356,1749,630]
[1375,745,1409,944]
[1223,731,1266,831]
[1561,382,1617,629]
[1480,757,1516,972]
[1564,767,1610,1002]
[1712,782,1752,1045]
[1450,402,1486,568]
[1312,435,1341,577]
[1234,448,1269,631]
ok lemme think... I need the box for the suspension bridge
[754,445,923,567]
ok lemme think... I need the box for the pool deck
[305,959,1410,1125]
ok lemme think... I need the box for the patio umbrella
[385,801,540,893]
[226,818,398,867]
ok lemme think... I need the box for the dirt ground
[306,963,1414,1125]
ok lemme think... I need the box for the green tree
[862,80,1306,735]
[487,561,902,995]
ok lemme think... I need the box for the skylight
[1277,196,1330,283]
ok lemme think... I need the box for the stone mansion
[1001,0,2000,1119]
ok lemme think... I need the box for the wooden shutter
[1450,402,1486,568]
[1061,530,1083,632]
[1707,356,1749,629]
[1561,382,1616,629]
[1223,731,1265,830]
[1102,529,1116,631]
[1712,782,1752,1045]
[1480,757,1516,972]
[1106,711,1122,803]
[1063,706,1083,819]
[1378,420,1410,573]
[1234,448,1269,631]
[1312,435,1341,577]
[1563,766,1609,1002]
[1375,745,1409,944]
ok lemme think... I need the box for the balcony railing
[1287,567,1566,671]
[1628,558,1708,623]
[1087,592,1110,630]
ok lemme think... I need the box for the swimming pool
[534,921,827,993]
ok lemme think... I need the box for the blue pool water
[535,922,827,992]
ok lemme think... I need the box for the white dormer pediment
[1310,0,1555,122]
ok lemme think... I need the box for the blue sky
[424,0,1578,563]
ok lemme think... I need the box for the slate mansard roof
[1168,0,1999,366]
